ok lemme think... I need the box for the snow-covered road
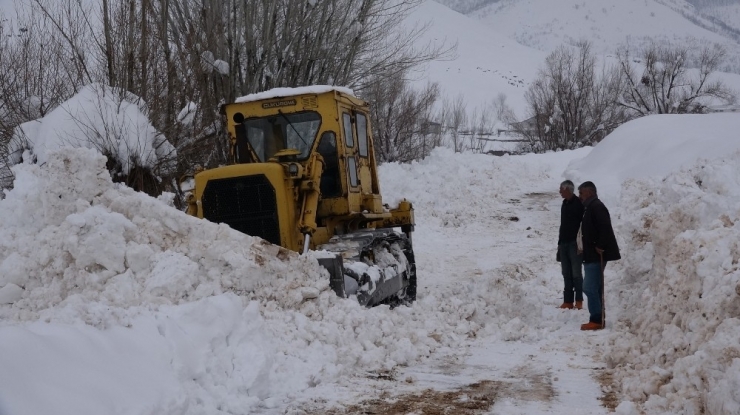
[286,167,611,414]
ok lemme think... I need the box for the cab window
[356,113,369,157]
[347,156,358,187]
[342,112,354,148]
[241,111,321,161]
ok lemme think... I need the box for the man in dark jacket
[557,180,584,310]
[577,181,620,331]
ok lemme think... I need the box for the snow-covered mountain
[406,1,546,114]
[434,0,740,73]
[695,1,740,40]
[409,0,740,116]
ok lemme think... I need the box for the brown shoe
[575,301,583,310]
[558,302,574,309]
[580,321,604,331]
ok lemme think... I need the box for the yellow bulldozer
[185,86,416,307]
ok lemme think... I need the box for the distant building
[507,114,549,136]
[420,120,442,135]
[707,104,740,113]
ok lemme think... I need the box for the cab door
[354,111,375,195]
[340,107,383,215]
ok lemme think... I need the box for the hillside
[407,0,740,121]
[407,1,546,114]
[461,0,740,73]
[699,2,740,38]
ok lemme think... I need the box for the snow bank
[606,152,740,414]
[565,113,740,206]
[3,113,738,414]
[0,148,321,320]
[559,112,740,414]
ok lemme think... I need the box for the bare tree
[163,0,449,97]
[516,76,555,152]
[365,73,439,163]
[518,41,628,152]
[443,95,467,153]
[158,0,452,174]
[0,3,89,189]
[30,0,97,85]
[616,42,735,116]
[464,108,493,154]
[492,93,517,126]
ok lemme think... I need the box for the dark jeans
[583,261,607,324]
[558,241,583,303]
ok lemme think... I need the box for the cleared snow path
[285,149,609,414]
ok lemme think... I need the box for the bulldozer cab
[189,86,416,307]
[222,87,386,224]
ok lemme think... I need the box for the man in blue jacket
[577,181,621,330]
[557,180,584,310]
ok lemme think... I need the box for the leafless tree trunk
[1,0,89,189]
[444,95,467,153]
[31,0,95,85]
[102,0,115,85]
[139,0,149,102]
[492,93,517,126]
[468,107,494,154]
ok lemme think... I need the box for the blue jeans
[583,261,607,323]
[558,241,583,303]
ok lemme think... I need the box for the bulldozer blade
[317,254,346,298]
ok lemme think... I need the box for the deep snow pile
[565,113,740,206]
[379,146,585,230]
[0,148,325,318]
[0,148,486,414]
[0,144,585,414]
[3,112,740,414]
[607,154,740,415]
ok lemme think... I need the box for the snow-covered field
[1,113,740,414]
